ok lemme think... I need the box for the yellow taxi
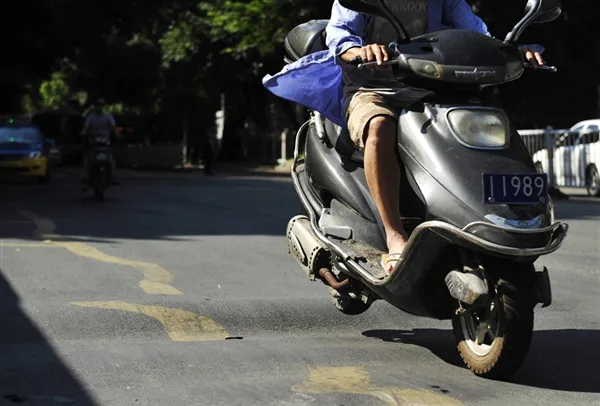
[0,121,55,183]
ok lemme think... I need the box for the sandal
[380,253,404,274]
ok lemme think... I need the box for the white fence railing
[519,127,600,194]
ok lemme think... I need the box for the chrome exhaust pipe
[286,215,330,280]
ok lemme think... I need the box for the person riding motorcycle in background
[81,98,119,185]
[265,0,546,274]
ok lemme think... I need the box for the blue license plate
[483,173,549,204]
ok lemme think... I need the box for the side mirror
[523,0,542,14]
[532,3,561,24]
[505,0,561,44]
[526,0,560,14]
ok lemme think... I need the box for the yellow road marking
[292,367,463,406]
[18,209,182,295]
[71,301,229,341]
[61,243,183,295]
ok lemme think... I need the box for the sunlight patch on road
[292,366,463,406]
[18,209,183,295]
[71,301,229,341]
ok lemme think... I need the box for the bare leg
[363,116,408,271]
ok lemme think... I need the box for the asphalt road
[0,169,599,406]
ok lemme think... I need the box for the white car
[532,119,600,196]
[572,119,600,196]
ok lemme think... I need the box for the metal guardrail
[519,127,600,195]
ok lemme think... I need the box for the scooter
[280,0,567,379]
[85,135,113,200]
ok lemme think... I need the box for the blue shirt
[263,1,505,128]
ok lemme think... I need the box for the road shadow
[553,200,600,220]
[513,328,600,393]
[0,168,298,241]
[362,328,600,393]
[0,269,97,405]
[362,329,464,368]
[2,168,595,243]
[116,163,292,179]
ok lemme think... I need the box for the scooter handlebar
[348,55,399,70]
[353,57,558,73]
[524,62,558,73]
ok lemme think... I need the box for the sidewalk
[560,187,593,197]
[558,187,600,203]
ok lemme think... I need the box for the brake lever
[357,60,398,70]
[524,62,558,73]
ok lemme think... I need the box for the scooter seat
[324,119,364,166]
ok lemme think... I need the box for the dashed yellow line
[18,209,182,295]
[71,301,229,341]
[292,366,463,406]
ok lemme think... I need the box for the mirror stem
[504,0,542,44]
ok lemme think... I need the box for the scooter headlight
[447,109,509,149]
[28,151,41,159]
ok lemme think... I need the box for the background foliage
[2,0,598,161]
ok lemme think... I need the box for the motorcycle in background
[84,134,113,200]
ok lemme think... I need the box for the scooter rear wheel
[329,287,372,316]
[452,272,534,380]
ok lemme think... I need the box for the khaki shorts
[346,91,401,150]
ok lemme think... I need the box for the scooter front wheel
[451,273,534,380]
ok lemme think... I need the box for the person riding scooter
[264,0,545,274]
[268,0,567,380]
[81,98,119,186]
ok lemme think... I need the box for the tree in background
[2,0,598,161]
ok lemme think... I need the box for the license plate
[483,173,549,204]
